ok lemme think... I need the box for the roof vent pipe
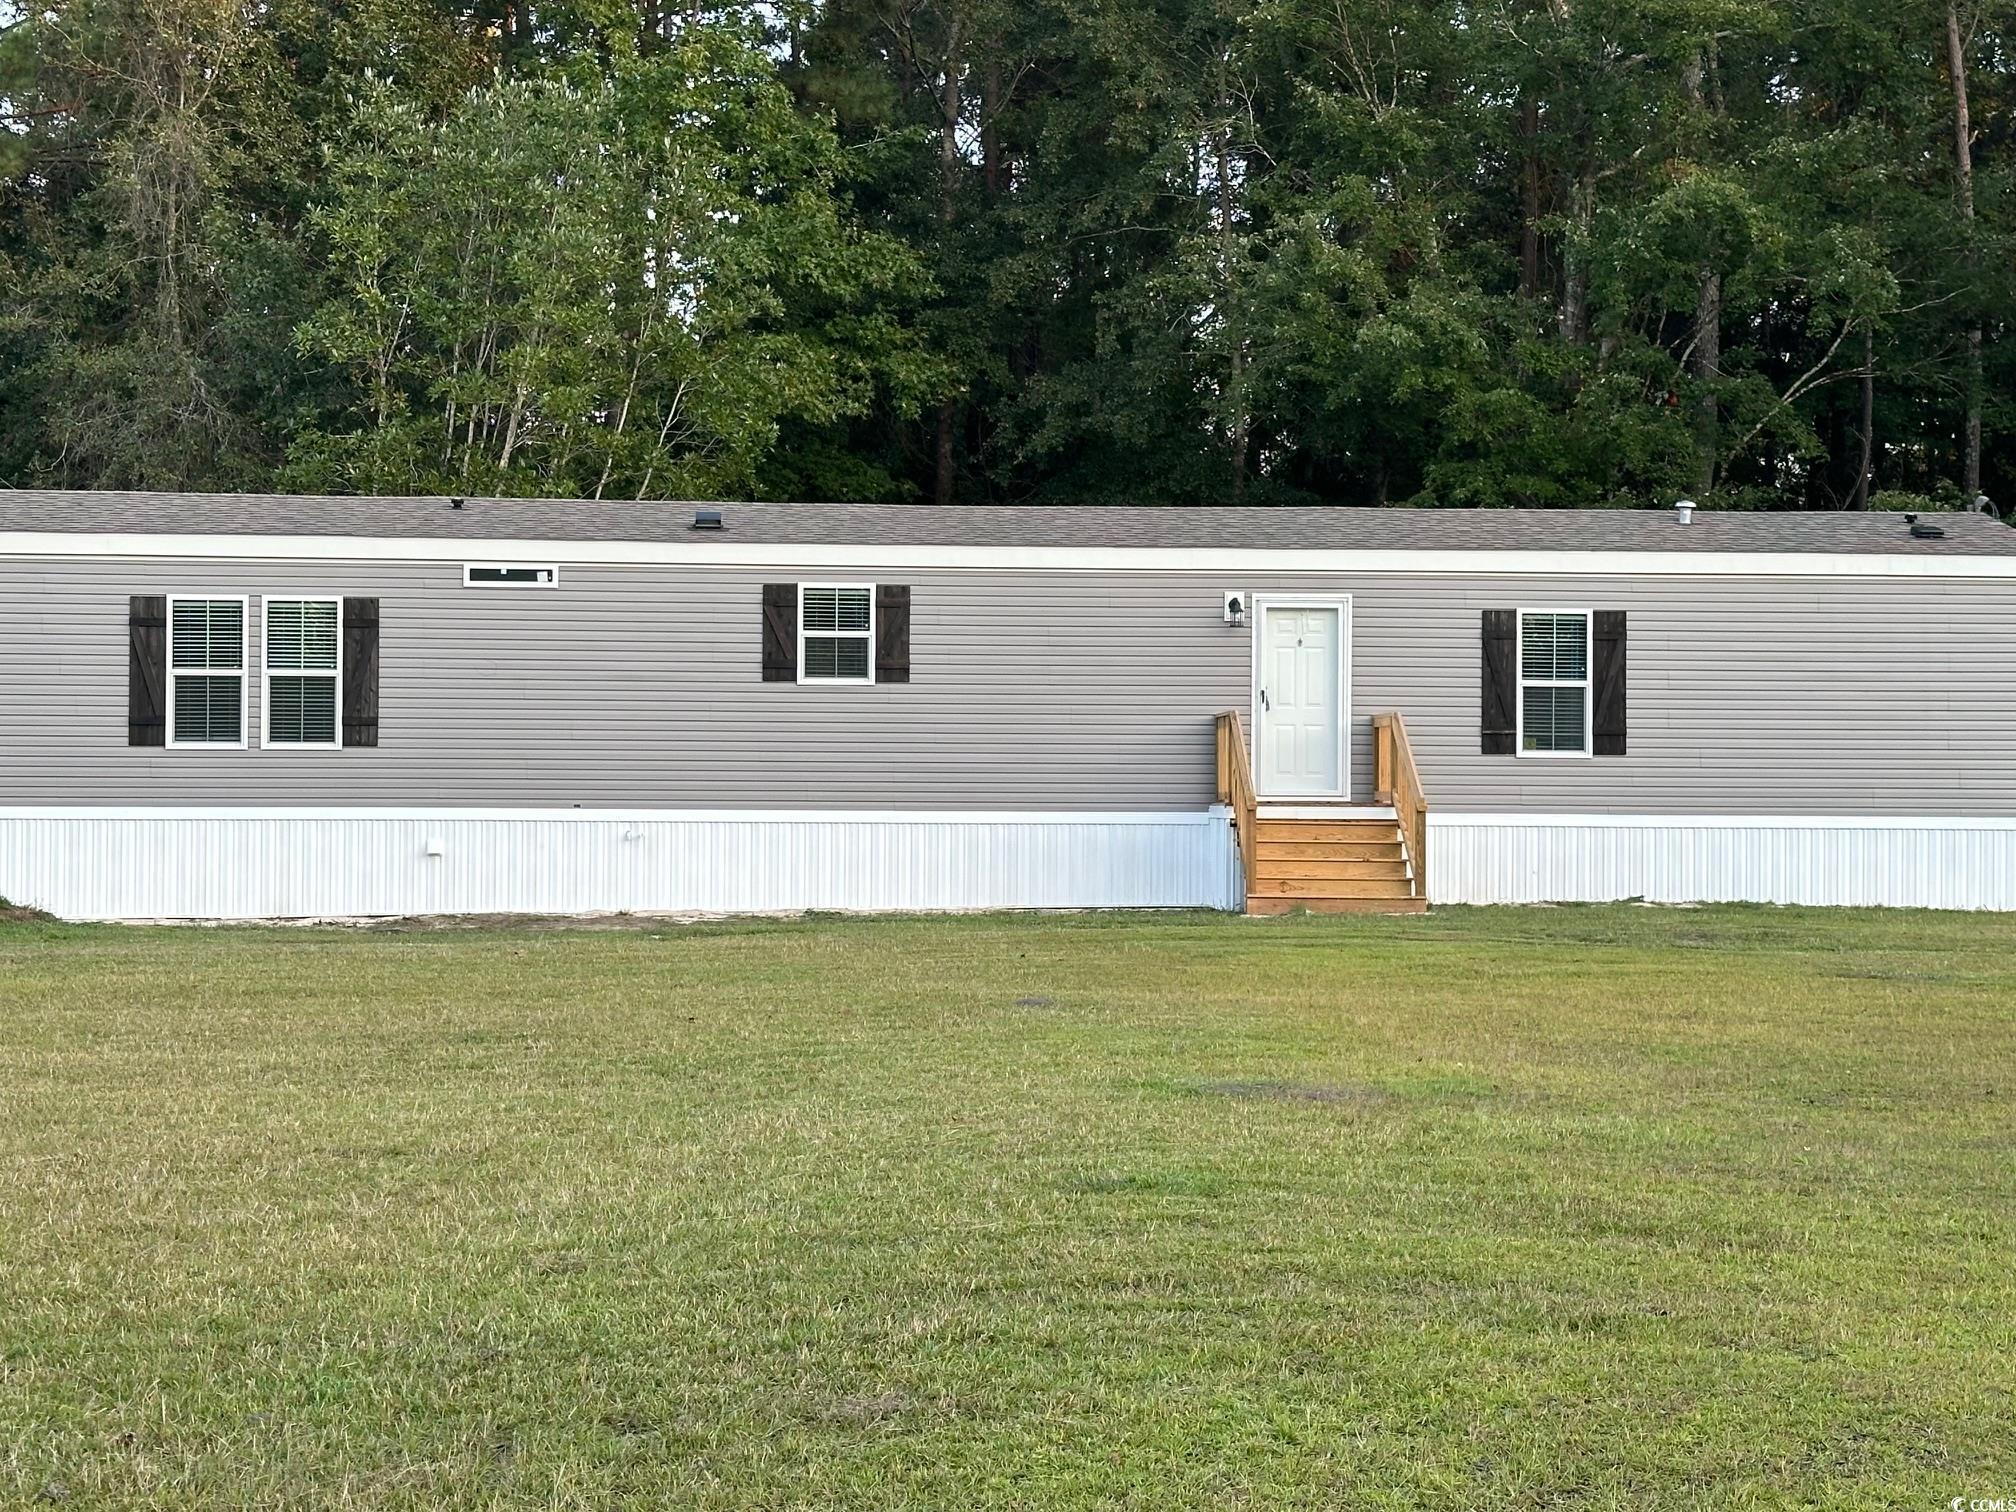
[449,496,465,510]
[1673,498,1695,526]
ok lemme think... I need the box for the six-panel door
[1258,604,1343,796]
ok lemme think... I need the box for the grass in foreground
[2,905,2014,1508]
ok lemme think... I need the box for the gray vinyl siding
[1,555,2012,815]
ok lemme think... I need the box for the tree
[3,0,2013,509]
[0,0,296,487]
[286,34,940,499]
[1944,0,1982,498]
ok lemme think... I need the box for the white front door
[1257,603,1344,796]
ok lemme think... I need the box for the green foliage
[1,0,2013,509]
[285,39,938,499]
[1869,487,1959,511]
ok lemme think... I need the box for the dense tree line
[1,0,2010,510]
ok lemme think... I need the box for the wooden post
[1412,801,1429,904]
[1217,710,1259,907]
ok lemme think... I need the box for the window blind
[265,599,341,746]
[172,676,243,744]
[167,598,245,745]
[1520,685,1588,753]
[171,599,244,672]
[1520,613,1588,682]
[802,587,872,634]
[799,586,874,682]
[1518,611,1591,755]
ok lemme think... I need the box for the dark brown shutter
[1593,610,1627,755]
[341,597,380,747]
[875,584,910,684]
[128,595,167,746]
[762,584,796,681]
[1480,609,1516,755]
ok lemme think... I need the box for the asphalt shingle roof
[3,490,2013,556]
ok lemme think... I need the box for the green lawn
[3,906,2014,1508]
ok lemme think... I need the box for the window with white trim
[1517,610,1591,756]
[264,598,342,748]
[799,585,874,683]
[167,597,247,747]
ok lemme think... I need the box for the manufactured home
[1,491,2012,920]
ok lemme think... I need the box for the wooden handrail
[1372,712,1429,903]
[1215,711,1258,900]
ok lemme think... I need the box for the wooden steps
[1253,877,1413,899]
[1216,709,1430,919]
[1257,860,1408,881]
[1247,895,1429,916]
[1246,812,1420,914]
[1253,820,1401,843]
[1257,840,1400,861]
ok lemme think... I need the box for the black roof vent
[692,508,724,531]
[449,496,466,510]
[1910,521,1946,539]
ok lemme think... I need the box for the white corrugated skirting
[1431,814,2016,911]
[0,807,1245,921]
[8,808,2011,920]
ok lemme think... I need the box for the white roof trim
[3,530,2016,578]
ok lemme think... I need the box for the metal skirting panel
[1431,814,2016,911]
[16,807,2008,919]
[0,808,1245,921]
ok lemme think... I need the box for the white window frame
[464,564,560,588]
[797,583,876,686]
[165,594,250,751]
[262,595,344,752]
[1515,607,1593,759]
